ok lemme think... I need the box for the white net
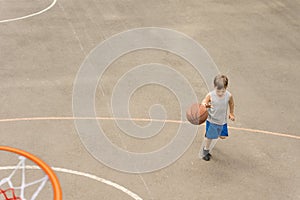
[0,156,48,200]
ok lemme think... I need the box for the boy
[201,75,235,161]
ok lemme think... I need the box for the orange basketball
[186,103,208,125]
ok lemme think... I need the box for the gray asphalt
[0,0,299,199]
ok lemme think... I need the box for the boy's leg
[202,138,212,161]
[204,138,212,150]
[200,121,212,161]
[201,122,222,161]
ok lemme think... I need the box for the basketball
[186,103,208,125]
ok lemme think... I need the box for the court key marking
[0,0,57,23]
[0,166,143,200]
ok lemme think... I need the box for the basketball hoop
[0,146,62,200]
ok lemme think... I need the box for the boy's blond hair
[214,75,228,89]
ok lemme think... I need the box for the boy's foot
[202,154,210,161]
[202,149,211,161]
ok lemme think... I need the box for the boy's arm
[229,95,235,121]
[201,93,212,108]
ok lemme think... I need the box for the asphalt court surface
[0,0,299,199]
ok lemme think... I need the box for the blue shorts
[205,121,228,139]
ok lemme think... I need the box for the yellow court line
[0,117,299,140]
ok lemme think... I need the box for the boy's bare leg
[201,138,212,161]
[200,138,218,160]
[204,138,212,150]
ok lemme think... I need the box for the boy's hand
[229,113,235,121]
[203,103,213,108]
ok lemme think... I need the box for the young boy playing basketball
[201,75,235,161]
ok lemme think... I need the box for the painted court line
[0,0,57,23]
[0,116,299,140]
[228,126,300,140]
[0,165,143,200]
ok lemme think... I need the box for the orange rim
[0,146,62,200]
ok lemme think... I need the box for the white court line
[0,166,143,200]
[0,0,57,23]
[0,116,299,140]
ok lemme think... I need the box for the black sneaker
[202,153,210,161]
[202,149,211,161]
